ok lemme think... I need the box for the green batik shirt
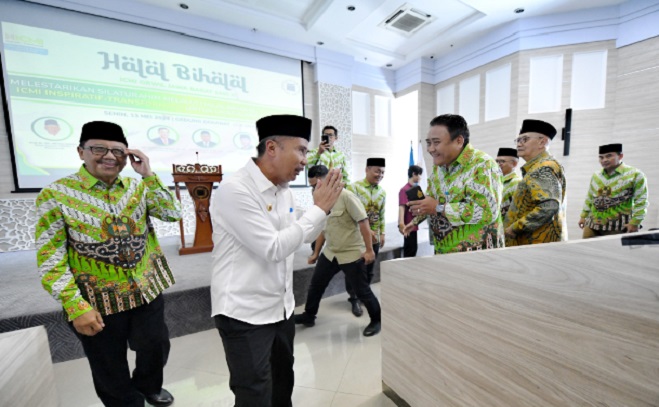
[307,147,350,184]
[501,171,522,224]
[347,179,386,243]
[580,163,648,231]
[415,144,504,254]
[35,165,182,320]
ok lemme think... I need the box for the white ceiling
[29,0,628,68]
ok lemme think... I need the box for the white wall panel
[436,84,455,115]
[485,63,511,121]
[571,50,608,110]
[352,91,370,135]
[529,55,563,113]
[374,95,391,137]
[459,75,480,125]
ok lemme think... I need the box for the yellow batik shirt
[505,151,567,246]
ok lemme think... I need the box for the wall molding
[386,1,659,91]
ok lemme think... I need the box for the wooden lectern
[172,163,222,255]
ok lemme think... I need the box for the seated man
[295,165,381,337]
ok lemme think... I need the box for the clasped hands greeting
[400,197,441,237]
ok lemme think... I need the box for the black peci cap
[80,121,128,146]
[256,115,312,141]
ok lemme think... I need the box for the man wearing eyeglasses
[306,125,350,185]
[504,119,567,246]
[35,121,181,407]
[496,148,521,220]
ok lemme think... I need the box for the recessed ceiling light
[514,8,525,14]
[179,3,189,9]
[386,64,393,67]
[347,5,356,11]
[317,41,324,46]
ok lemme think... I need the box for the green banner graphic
[8,75,296,120]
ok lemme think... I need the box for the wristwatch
[436,204,445,213]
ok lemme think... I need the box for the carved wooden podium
[172,163,222,255]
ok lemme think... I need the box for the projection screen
[0,2,305,190]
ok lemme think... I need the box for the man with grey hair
[505,119,567,246]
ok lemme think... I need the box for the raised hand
[312,169,344,214]
[127,148,154,178]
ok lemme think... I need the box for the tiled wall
[317,82,353,175]
[613,36,659,233]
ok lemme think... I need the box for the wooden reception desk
[381,232,659,406]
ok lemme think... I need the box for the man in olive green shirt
[295,165,381,337]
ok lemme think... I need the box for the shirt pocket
[332,209,358,231]
[327,209,345,225]
[329,210,344,218]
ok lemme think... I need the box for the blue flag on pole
[409,142,414,166]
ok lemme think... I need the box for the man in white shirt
[209,114,343,407]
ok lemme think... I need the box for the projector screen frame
[0,3,309,192]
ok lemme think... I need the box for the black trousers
[403,231,418,258]
[346,243,380,302]
[306,253,381,321]
[71,294,170,407]
[215,314,295,407]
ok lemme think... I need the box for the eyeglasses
[513,135,543,144]
[495,159,514,164]
[82,146,127,157]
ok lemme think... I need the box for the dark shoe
[144,389,174,406]
[294,313,315,327]
[350,300,363,317]
[363,321,381,337]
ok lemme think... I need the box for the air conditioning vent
[379,4,433,36]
